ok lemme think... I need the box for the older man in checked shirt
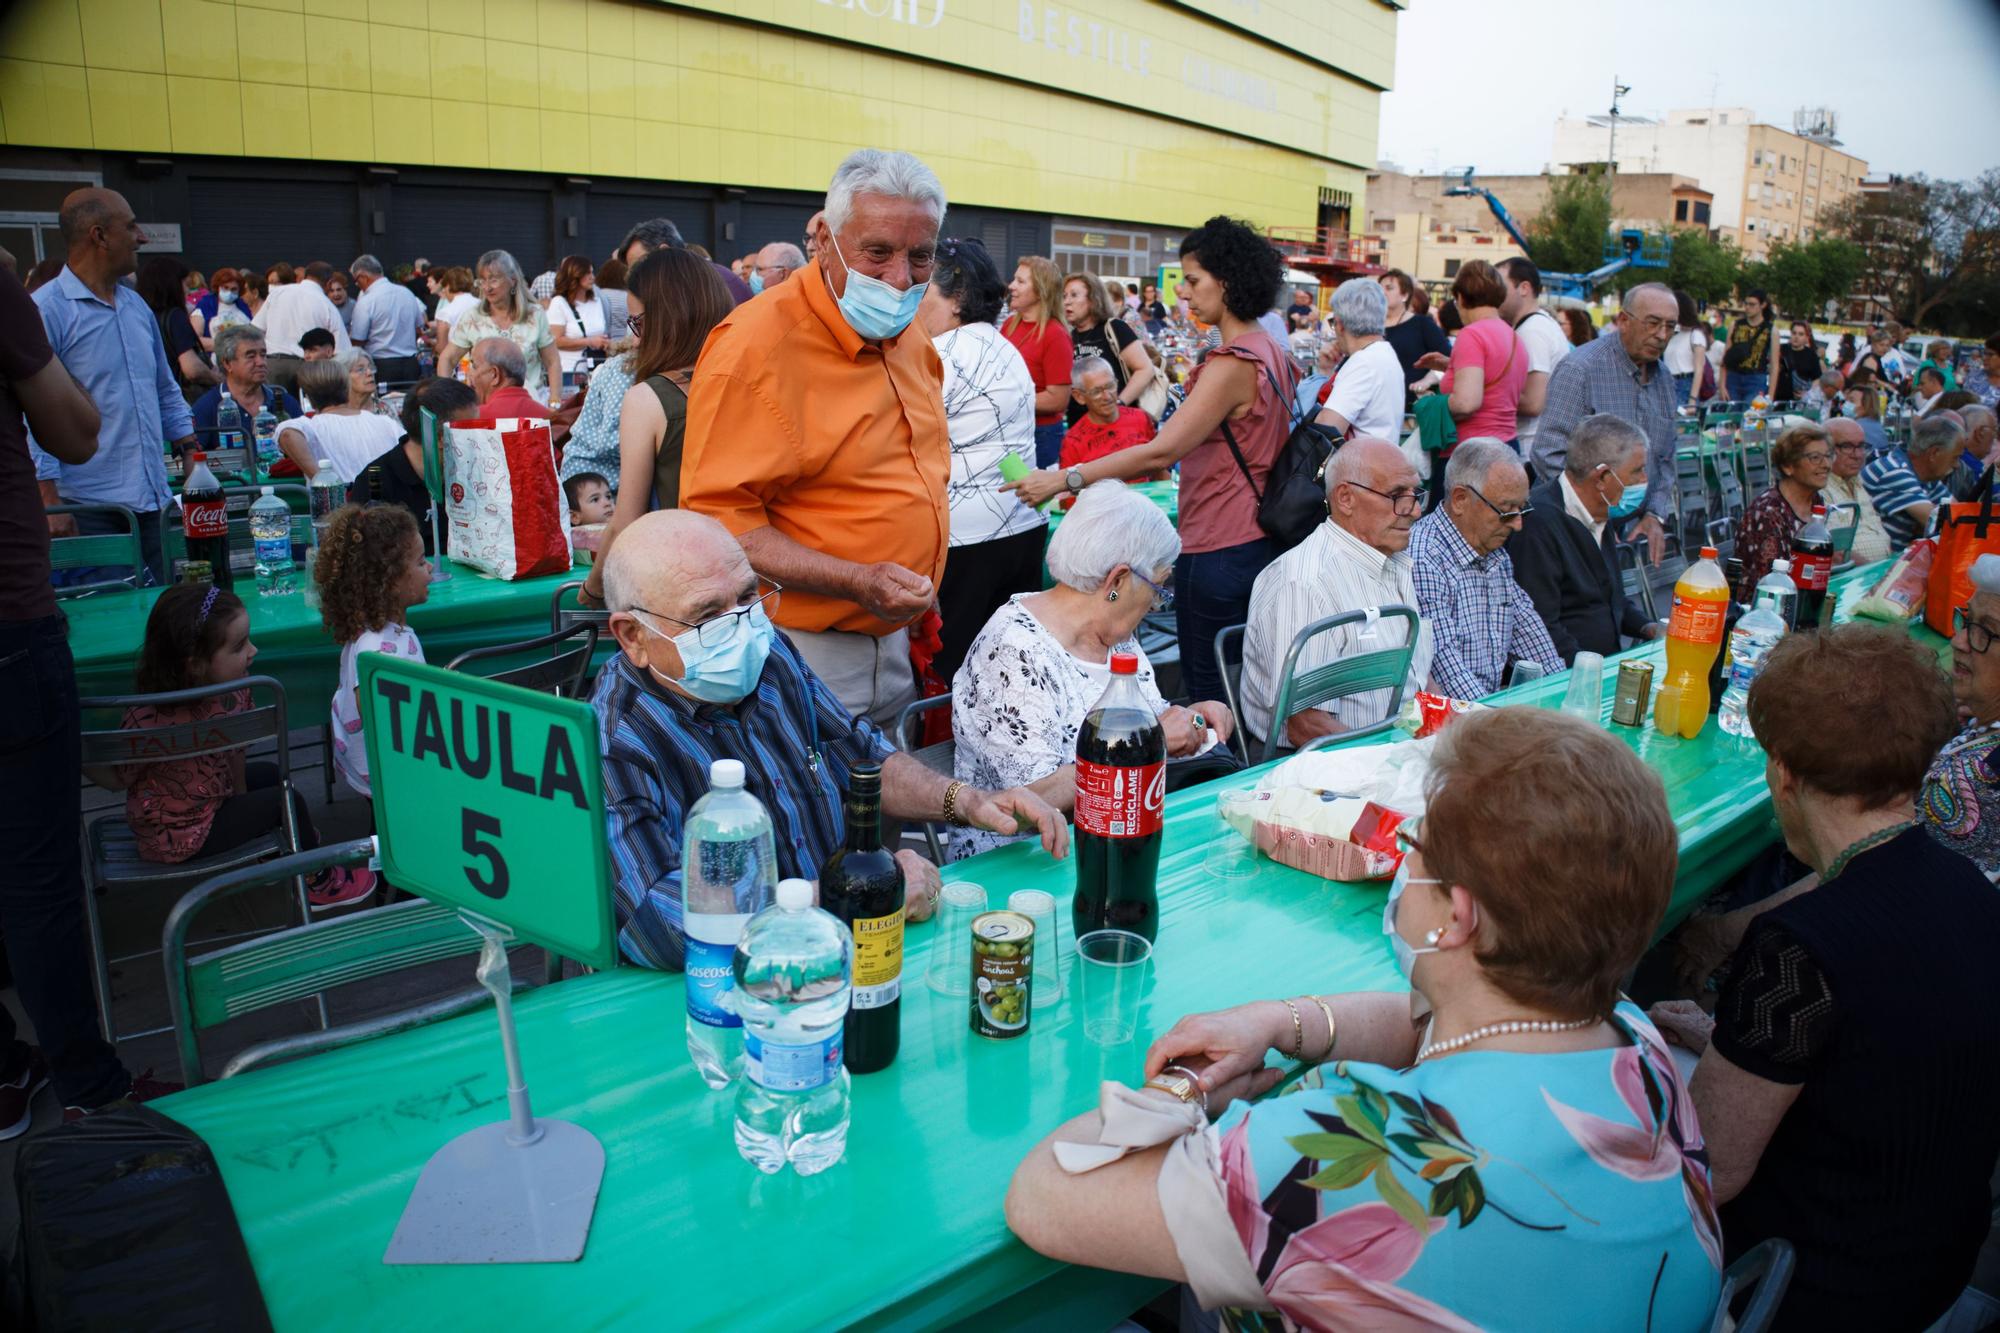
[1409,437,1562,698]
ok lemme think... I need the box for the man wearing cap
[680,149,951,727]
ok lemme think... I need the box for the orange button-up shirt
[680,257,949,636]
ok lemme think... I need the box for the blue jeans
[1673,372,1695,406]
[0,615,128,1106]
[1725,371,1767,404]
[1175,536,1275,705]
[1033,421,1066,469]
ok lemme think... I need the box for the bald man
[594,511,1066,972]
[465,336,549,419]
[1240,438,1435,750]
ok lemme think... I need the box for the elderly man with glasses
[1239,437,1434,751]
[592,509,1066,972]
[1408,437,1563,698]
[1863,410,1964,550]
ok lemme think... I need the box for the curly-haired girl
[315,503,430,797]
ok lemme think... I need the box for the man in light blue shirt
[346,254,428,384]
[30,189,192,585]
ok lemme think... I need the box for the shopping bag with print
[442,417,573,580]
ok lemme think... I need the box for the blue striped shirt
[1861,448,1950,549]
[592,634,892,971]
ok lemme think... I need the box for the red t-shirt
[1060,405,1157,474]
[1001,317,1074,426]
[482,385,552,420]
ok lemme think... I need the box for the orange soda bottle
[1656,546,1730,738]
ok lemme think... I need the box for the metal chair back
[446,622,600,698]
[1705,516,1737,563]
[1706,1238,1795,1333]
[552,579,612,635]
[1742,443,1771,493]
[1827,501,1861,561]
[47,503,149,597]
[1614,541,1660,623]
[1673,454,1711,553]
[1213,624,1249,763]
[1263,605,1419,763]
[892,694,956,862]
[1715,465,1746,521]
[164,839,518,1085]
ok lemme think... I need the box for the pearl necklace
[1416,1015,1599,1063]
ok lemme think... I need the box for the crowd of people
[6,150,2000,1329]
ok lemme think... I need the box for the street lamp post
[1606,77,1632,212]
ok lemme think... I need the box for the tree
[1824,169,2000,328]
[1525,174,1612,277]
[1663,227,1744,306]
[1744,235,1864,320]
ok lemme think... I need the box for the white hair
[1073,354,1116,386]
[335,347,374,376]
[1044,481,1180,593]
[825,149,947,234]
[1910,412,1965,455]
[1963,405,1996,436]
[1327,277,1386,338]
[1444,437,1522,492]
[1565,413,1648,476]
[350,253,384,278]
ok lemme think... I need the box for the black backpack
[1218,359,1342,552]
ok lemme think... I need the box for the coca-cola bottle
[1789,503,1834,630]
[1072,652,1166,943]
[181,451,232,590]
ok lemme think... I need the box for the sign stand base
[384,917,602,1265]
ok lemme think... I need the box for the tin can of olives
[1612,659,1654,727]
[970,910,1034,1038]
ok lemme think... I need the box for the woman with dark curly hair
[315,503,431,798]
[1006,215,1290,701]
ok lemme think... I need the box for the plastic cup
[1076,929,1153,1046]
[1006,888,1063,1008]
[998,453,1030,483]
[1207,789,1262,880]
[925,881,990,996]
[1560,651,1605,722]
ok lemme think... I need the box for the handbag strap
[1217,418,1264,506]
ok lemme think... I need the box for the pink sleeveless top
[1178,329,1291,554]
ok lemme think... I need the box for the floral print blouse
[1183,1003,1721,1331]
[117,689,249,863]
[948,595,1167,860]
[1923,720,2000,879]
[1732,485,1816,601]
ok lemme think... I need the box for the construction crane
[1443,167,1670,301]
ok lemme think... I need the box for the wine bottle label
[744,1031,841,1092]
[1791,554,1831,591]
[683,912,749,1030]
[850,908,904,1010]
[1668,594,1725,645]
[1074,759,1165,838]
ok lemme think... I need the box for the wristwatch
[1065,467,1087,494]
[1142,1067,1203,1107]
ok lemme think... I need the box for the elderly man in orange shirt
[681,148,951,726]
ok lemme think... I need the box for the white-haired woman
[445,248,561,401]
[336,348,398,421]
[949,481,1234,859]
[1312,275,1404,442]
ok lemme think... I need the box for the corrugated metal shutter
[942,207,1049,270]
[740,202,814,252]
[390,185,552,274]
[586,192,710,260]
[186,180,357,271]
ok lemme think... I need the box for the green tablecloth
[143,562,1923,1330]
[65,564,582,705]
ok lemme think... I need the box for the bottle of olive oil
[819,764,903,1074]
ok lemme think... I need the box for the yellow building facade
[1,0,1393,246]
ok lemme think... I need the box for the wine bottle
[819,763,903,1074]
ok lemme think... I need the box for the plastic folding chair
[46,502,149,597]
[1614,541,1661,624]
[446,622,600,698]
[1706,1238,1795,1333]
[1261,605,1420,763]
[551,579,611,635]
[79,675,312,1043]
[163,838,540,1085]
[1213,624,1249,762]
[892,694,956,863]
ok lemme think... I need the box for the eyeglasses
[1131,569,1174,608]
[632,581,782,648]
[1956,606,1997,655]
[626,312,644,337]
[1626,314,1675,333]
[1797,451,1833,466]
[1834,441,1867,454]
[1394,815,1426,856]
[1464,484,1532,522]
[1346,481,1429,516]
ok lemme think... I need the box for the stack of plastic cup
[1560,651,1605,722]
[1006,888,1062,1008]
[925,882,989,996]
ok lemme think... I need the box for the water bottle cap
[1109,651,1139,674]
[261,485,273,495]
[776,878,813,911]
[1772,558,1790,572]
[709,758,745,789]
[317,459,333,470]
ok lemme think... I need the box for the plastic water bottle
[250,486,294,596]
[683,758,776,1089]
[1719,589,1789,737]
[1757,558,1799,632]
[733,878,852,1176]
[252,403,280,470]
[309,462,344,548]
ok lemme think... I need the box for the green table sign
[358,656,617,969]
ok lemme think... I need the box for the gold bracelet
[1309,996,1338,1062]
[942,780,968,827]
[1281,998,1304,1059]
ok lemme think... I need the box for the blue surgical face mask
[829,233,927,341]
[1599,468,1647,520]
[1383,860,1445,982]
[748,270,764,296]
[637,602,773,704]
[219,289,239,305]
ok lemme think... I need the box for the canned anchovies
[1612,659,1655,727]
[970,910,1034,1038]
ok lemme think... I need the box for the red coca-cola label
[1792,554,1831,591]
[1074,760,1165,838]
[183,498,228,539]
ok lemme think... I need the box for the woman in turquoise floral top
[1008,708,1721,1331]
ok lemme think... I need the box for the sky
[1376,0,2000,183]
